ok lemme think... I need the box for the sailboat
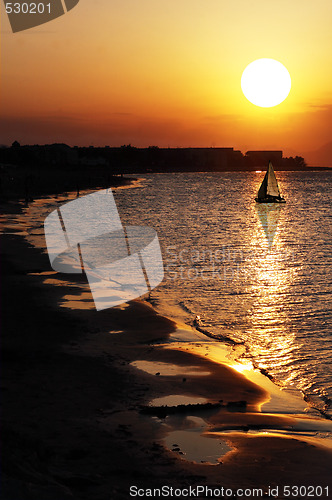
[255,161,286,203]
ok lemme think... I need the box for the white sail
[266,161,281,198]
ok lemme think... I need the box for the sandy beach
[1,198,332,500]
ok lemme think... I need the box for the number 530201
[5,3,51,14]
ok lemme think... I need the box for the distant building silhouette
[0,143,320,176]
[245,150,283,168]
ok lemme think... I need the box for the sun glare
[241,58,291,108]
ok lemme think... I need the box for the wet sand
[1,202,332,499]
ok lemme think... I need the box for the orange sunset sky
[1,0,332,165]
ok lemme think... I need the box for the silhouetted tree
[294,156,307,168]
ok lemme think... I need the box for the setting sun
[241,59,292,108]
[1,0,332,163]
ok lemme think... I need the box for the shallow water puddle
[59,292,95,310]
[150,395,208,407]
[164,416,232,464]
[131,360,211,377]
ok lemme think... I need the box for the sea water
[113,171,332,414]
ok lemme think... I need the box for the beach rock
[156,409,167,419]
[259,368,274,381]
[226,400,247,411]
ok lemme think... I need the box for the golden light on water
[241,196,302,384]
[231,361,255,374]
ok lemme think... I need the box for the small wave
[192,316,244,347]
[178,301,195,315]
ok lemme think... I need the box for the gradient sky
[1,0,332,164]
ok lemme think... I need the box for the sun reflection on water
[242,201,301,383]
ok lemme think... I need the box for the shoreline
[146,294,332,421]
[1,197,332,499]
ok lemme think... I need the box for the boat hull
[255,197,286,203]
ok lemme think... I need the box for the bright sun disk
[241,58,291,108]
